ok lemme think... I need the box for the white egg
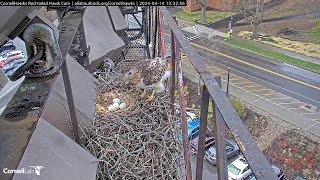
[113,98,121,104]
[119,103,127,110]
[113,103,120,110]
[108,105,116,111]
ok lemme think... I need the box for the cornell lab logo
[3,166,45,175]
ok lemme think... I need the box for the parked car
[179,119,200,141]
[190,135,215,154]
[6,50,24,57]
[205,139,240,166]
[245,165,285,180]
[227,156,252,180]
[0,41,16,52]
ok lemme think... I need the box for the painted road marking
[268,97,292,100]
[261,93,282,96]
[278,102,305,105]
[249,89,272,92]
[300,112,320,115]
[241,85,261,88]
[230,81,253,85]
[288,107,304,110]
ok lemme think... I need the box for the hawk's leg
[146,89,155,102]
[139,88,147,99]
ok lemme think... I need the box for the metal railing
[159,7,278,180]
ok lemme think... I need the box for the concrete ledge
[107,6,127,34]
[40,55,97,139]
[13,117,97,180]
[83,6,125,72]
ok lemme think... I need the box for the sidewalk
[180,22,320,66]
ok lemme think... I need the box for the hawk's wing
[137,58,166,87]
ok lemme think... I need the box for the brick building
[184,0,229,11]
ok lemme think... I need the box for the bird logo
[29,166,45,175]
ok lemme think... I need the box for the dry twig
[81,71,184,180]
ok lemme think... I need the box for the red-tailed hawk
[123,56,172,101]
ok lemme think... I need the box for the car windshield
[228,164,241,175]
[207,138,214,144]
[207,146,216,156]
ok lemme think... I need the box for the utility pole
[226,67,231,96]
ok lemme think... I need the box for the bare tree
[197,0,207,24]
[304,0,320,14]
[225,0,265,39]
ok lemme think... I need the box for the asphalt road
[190,38,320,107]
[163,28,320,108]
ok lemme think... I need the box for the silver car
[245,165,286,180]
[205,139,240,166]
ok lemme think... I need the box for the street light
[226,67,231,96]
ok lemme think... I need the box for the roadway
[163,28,320,109]
[190,37,320,108]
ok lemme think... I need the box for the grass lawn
[174,10,234,24]
[307,20,320,44]
[226,40,320,74]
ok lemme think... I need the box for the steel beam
[160,6,277,180]
[195,85,209,180]
[213,77,228,180]
[176,44,192,180]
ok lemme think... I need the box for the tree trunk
[252,21,259,39]
[251,0,263,39]
[201,5,206,24]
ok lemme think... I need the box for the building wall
[184,0,239,12]
[184,0,229,12]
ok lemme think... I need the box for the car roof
[231,157,248,170]
[187,120,200,129]
[271,165,281,175]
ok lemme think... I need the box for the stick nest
[81,71,184,180]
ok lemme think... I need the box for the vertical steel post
[170,17,177,116]
[177,48,192,180]
[153,7,158,58]
[226,67,231,96]
[148,6,151,45]
[61,60,80,143]
[196,85,210,180]
[213,76,228,180]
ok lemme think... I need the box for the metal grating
[114,7,150,74]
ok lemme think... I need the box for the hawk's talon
[146,95,154,102]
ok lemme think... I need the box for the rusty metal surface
[12,117,98,180]
[176,44,192,180]
[68,20,89,70]
[56,8,85,144]
[170,29,176,116]
[0,77,57,180]
[213,77,228,180]
[196,85,209,180]
[0,7,85,180]
[160,6,278,180]
[0,6,37,46]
